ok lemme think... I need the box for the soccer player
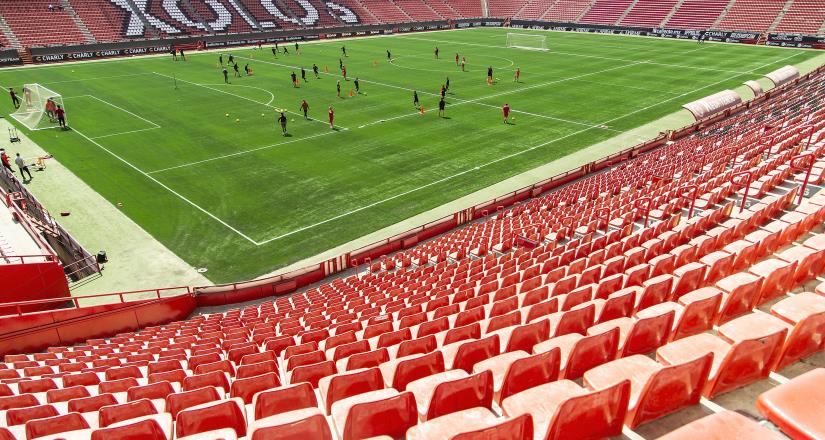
[438,97,445,118]
[514,67,520,83]
[244,64,251,75]
[440,84,446,99]
[461,57,466,72]
[179,49,185,61]
[434,46,439,59]
[413,90,419,107]
[0,149,13,174]
[387,50,391,61]
[354,77,360,94]
[283,46,289,55]
[222,67,229,83]
[275,42,279,53]
[45,98,56,120]
[455,53,459,65]
[342,65,347,81]
[339,58,343,70]
[271,46,277,57]
[233,63,241,77]
[291,71,298,87]
[445,77,450,91]
[15,153,32,181]
[328,106,335,129]
[313,64,319,79]
[295,42,299,53]
[301,67,307,82]
[170,48,177,61]
[337,80,341,98]
[228,54,234,64]
[503,103,510,124]
[9,88,19,109]
[219,54,223,65]
[55,105,66,128]
[300,99,309,119]
[487,66,493,85]
[278,111,288,136]
[23,86,31,107]
[342,46,347,57]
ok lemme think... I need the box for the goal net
[506,33,548,51]
[10,84,65,131]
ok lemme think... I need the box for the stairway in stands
[0,10,20,50]
[60,0,95,44]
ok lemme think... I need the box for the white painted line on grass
[253,52,800,244]
[90,126,161,139]
[397,35,754,75]
[147,130,341,174]
[69,127,259,245]
[65,94,161,128]
[152,72,347,130]
[44,73,154,84]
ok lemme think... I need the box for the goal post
[506,33,549,51]
[10,84,65,131]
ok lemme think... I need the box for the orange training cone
[349,89,354,97]
[419,105,425,115]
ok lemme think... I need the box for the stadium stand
[0,0,87,47]
[774,0,825,35]
[619,0,678,28]
[0,0,820,51]
[663,0,730,31]
[715,0,785,34]
[541,0,594,22]
[578,0,634,25]
[1,56,824,439]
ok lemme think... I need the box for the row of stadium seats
[774,0,825,35]
[2,64,824,439]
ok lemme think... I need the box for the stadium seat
[175,398,247,438]
[25,413,90,439]
[406,370,493,420]
[318,367,384,414]
[166,387,222,420]
[501,379,630,440]
[249,411,332,440]
[332,390,417,440]
[475,349,559,404]
[90,418,168,440]
[658,411,784,439]
[251,382,317,420]
[756,368,825,440]
[769,293,825,371]
[583,354,712,427]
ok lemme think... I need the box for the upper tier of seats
[2,63,824,439]
[0,0,821,50]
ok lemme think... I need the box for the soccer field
[1,27,820,283]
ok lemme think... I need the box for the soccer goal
[10,84,65,130]
[506,33,549,51]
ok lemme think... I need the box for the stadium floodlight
[506,33,549,51]
[11,84,65,131]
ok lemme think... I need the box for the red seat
[769,292,825,371]
[657,325,786,398]
[18,378,57,394]
[6,405,59,427]
[637,297,719,342]
[336,391,417,440]
[588,312,674,357]
[451,413,533,440]
[46,385,90,403]
[127,381,175,402]
[340,348,389,371]
[175,398,247,438]
[183,371,230,393]
[91,419,167,440]
[68,393,119,414]
[658,411,784,439]
[230,372,280,404]
[409,370,494,420]
[714,273,762,323]
[451,335,500,373]
[195,359,236,377]
[249,412,332,440]
[166,387,221,420]
[501,379,630,440]
[757,368,825,440]
[749,259,796,305]
[99,399,158,427]
[407,407,529,440]
[583,354,712,428]
[288,360,336,387]
[496,349,560,404]
[253,383,317,420]
[318,367,384,414]
[25,413,90,439]
[534,327,619,379]
[237,360,277,379]
[0,394,39,410]
[388,350,445,391]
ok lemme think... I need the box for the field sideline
[0,27,821,283]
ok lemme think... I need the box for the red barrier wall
[0,260,70,315]
[0,295,196,355]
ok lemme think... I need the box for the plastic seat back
[254,382,317,420]
[91,418,167,440]
[325,368,384,414]
[500,349,560,404]
[453,413,533,440]
[175,398,246,438]
[428,370,494,420]
[251,413,332,440]
[99,399,158,427]
[546,380,630,440]
[394,350,444,391]
[25,413,89,440]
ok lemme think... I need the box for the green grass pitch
[0,27,819,283]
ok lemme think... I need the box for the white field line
[90,126,161,139]
[69,127,258,244]
[397,35,754,75]
[43,73,154,84]
[200,83,276,106]
[237,54,639,131]
[253,51,800,245]
[147,130,341,174]
[64,94,161,128]
[152,72,347,130]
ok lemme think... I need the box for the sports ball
[261,113,265,117]
[235,118,240,122]
[225,113,229,117]
[291,119,295,122]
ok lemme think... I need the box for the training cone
[324,66,329,73]
[420,106,425,115]
[349,89,354,97]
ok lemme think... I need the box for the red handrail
[679,185,699,219]
[0,286,192,317]
[730,171,753,213]
[634,197,652,228]
[790,153,815,205]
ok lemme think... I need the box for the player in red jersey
[328,106,334,129]
[503,103,510,124]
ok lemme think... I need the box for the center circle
[390,54,515,73]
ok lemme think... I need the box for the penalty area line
[70,126,259,245]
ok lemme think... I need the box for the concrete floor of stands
[6,48,824,305]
